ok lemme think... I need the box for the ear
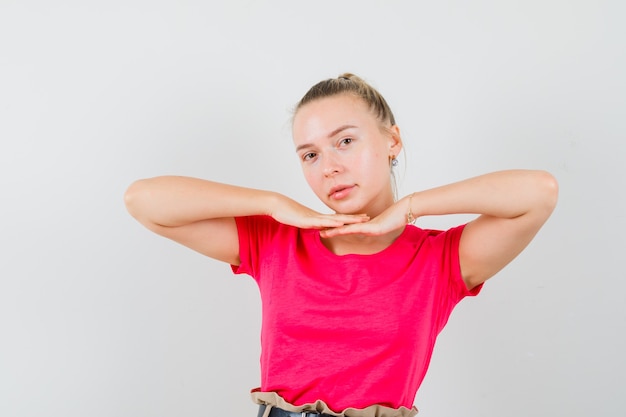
[388,125,403,156]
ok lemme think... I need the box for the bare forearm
[124,176,279,227]
[407,170,558,220]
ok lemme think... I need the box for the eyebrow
[295,124,357,153]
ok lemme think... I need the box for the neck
[320,228,405,256]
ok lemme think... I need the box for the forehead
[292,94,377,143]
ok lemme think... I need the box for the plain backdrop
[1,1,624,416]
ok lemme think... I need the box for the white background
[1,1,624,416]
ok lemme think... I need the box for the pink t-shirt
[232,215,481,412]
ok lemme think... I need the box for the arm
[409,170,558,289]
[124,176,369,264]
[322,170,559,288]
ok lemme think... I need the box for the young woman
[125,74,558,417]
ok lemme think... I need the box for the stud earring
[391,156,399,167]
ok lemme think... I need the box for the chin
[326,201,363,215]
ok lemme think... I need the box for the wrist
[263,191,284,217]
[406,192,417,224]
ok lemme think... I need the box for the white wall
[1,1,624,416]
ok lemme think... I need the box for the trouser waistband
[258,405,336,417]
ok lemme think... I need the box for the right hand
[269,194,370,230]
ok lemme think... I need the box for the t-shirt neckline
[311,225,412,260]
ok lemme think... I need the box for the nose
[322,152,342,177]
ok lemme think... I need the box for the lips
[328,184,355,200]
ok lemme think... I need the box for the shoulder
[402,224,466,249]
[235,214,298,235]
[403,224,479,297]
[235,215,308,249]
[233,215,320,278]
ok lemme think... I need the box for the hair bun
[296,73,396,126]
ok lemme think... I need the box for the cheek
[302,167,321,190]
[363,148,387,170]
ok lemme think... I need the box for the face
[292,94,402,217]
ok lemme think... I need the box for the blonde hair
[295,73,396,127]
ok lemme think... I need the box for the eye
[339,138,353,146]
[302,152,317,161]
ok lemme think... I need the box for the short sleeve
[441,224,483,300]
[425,223,482,335]
[230,215,280,281]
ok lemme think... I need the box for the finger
[320,222,378,238]
[326,214,370,224]
[302,214,369,230]
[306,216,362,229]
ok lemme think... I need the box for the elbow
[124,179,150,220]
[536,170,559,215]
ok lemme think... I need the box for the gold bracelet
[407,193,416,224]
